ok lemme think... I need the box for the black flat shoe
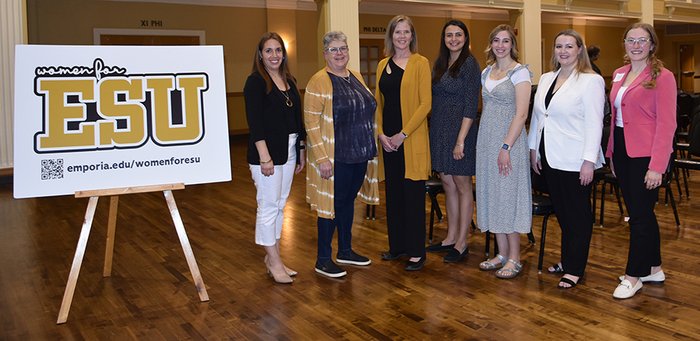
[381,251,407,261]
[405,257,426,271]
[443,247,468,263]
[426,243,455,252]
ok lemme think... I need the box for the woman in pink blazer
[607,23,677,299]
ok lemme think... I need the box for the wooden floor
[2,136,700,340]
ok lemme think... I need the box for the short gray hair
[322,31,347,49]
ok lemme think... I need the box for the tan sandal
[495,259,523,279]
[479,254,506,271]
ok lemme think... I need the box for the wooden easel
[56,183,209,324]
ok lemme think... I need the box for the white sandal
[496,259,523,279]
[479,254,506,271]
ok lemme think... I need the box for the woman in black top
[244,32,305,284]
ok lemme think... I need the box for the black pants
[383,147,426,258]
[316,161,368,265]
[612,127,661,277]
[540,140,593,277]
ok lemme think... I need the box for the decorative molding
[358,0,515,20]
[656,14,700,24]
[664,0,700,20]
[106,0,317,11]
[93,28,207,45]
[541,1,639,20]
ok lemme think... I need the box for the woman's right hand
[378,134,394,152]
[261,161,274,177]
[530,149,541,175]
[319,160,333,179]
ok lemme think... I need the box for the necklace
[491,60,516,79]
[280,89,293,107]
[329,70,351,83]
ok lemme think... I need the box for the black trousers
[316,161,368,264]
[612,127,661,277]
[383,146,426,258]
[540,140,593,277]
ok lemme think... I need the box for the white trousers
[249,134,297,246]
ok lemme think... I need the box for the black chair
[596,170,625,227]
[534,191,555,274]
[426,172,478,244]
[425,173,444,244]
[674,108,700,199]
[483,171,547,263]
[674,114,700,204]
[592,122,624,227]
[661,160,681,229]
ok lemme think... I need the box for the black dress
[379,58,426,259]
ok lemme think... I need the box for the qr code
[41,159,64,180]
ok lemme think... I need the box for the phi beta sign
[13,45,232,198]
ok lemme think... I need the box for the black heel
[558,274,583,289]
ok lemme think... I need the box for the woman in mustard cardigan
[376,15,432,271]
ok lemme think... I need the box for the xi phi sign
[13,45,232,198]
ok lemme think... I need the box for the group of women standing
[243,16,676,300]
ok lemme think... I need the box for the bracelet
[260,159,273,164]
[401,132,408,138]
[299,145,305,150]
[456,143,464,147]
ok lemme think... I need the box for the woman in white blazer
[528,29,605,289]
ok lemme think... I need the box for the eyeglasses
[623,37,650,46]
[325,46,349,54]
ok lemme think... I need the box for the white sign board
[13,45,232,198]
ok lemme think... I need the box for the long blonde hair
[549,29,594,74]
[384,15,417,57]
[484,24,519,66]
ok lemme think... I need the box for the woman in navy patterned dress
[427,20,480,263]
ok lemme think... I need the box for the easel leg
[57,196,99,324]
[103,196,119,277]
[163,190,209,302]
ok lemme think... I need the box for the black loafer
[426,243,455,252]
[405,257,426,271]
[443,247,468,263]
[381,251,407,261]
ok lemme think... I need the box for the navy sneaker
[315,260,347,278]
[336,250,372,266]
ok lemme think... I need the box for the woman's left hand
[295,150,306,174]
[319,160,333,179]
[644,170,663,190]
[453,144,464,160]
[579,161,594,186]
[388,133,406,151]
[497,149,512,176]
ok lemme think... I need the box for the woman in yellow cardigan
[376,15,432,271]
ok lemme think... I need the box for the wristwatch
[501,143,511,151]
